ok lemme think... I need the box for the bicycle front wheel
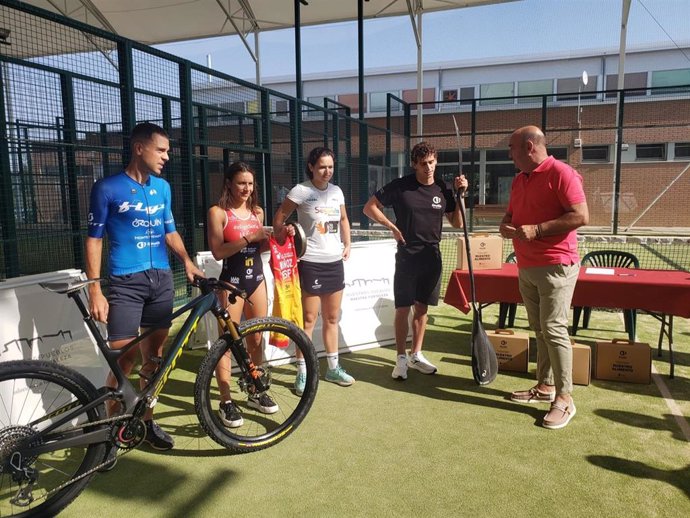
[0,360,106,518]
[194,317,319,454]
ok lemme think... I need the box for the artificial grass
[61,303,690,517]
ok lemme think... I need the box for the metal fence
[403,87,690,236]
[0,2,383,284]
[2,1,689,288]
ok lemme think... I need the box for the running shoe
[325,365,355,386]
[295,372,307,396]
[407,351,438,374]
[392,355,408,380]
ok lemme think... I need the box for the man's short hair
[130,122,168,149]
[410,141,437,164]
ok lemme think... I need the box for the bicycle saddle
[40,278,103,294]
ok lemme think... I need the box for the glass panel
[636,143,666,160]
[517,79,553,103]
[370,92,392,113]
[605,72,648,98]
[480,82,514,105]
[557,77,597,100]
[582,145,609,162]
[460,87,475,105]
[674,142,690,158]
[651,69,690,94]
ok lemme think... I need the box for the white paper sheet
[584,267,615,275]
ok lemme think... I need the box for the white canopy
[19,1,518,46]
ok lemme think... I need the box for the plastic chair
[498,252,517,328]
[572,250,640,341]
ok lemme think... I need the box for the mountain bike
[0,276,318,517]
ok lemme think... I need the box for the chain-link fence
[2,2,689,290]
[404,88,690,235]
[0,2,388,287]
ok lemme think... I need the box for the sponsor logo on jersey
[132,218,162,227]
[230,276,240,284]
[117,201,165,215]
[87,212,104,227]
[431,195,442,209]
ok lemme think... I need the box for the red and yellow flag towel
[268,235,303,348]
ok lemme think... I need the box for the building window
[605,72,648,98]
[480,82,514,105]
[460,87,475,105]
[675,142,690,159]
[651,69,690,94]
[402,88,436,110]
[486,149,510,161]
[517,79,553,103]
[437,149,479,164]
[370,91,398,113]
[442,89,458,102]
[636,143,666,160]
[557,76,597,101]
[550,147,568,160]
[337,93,365,114]
[218,101,245,114]
[274,99,289,116]
[582,145,609,162]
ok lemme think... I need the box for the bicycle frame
[19,282,244,456]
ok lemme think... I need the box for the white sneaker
[407,352,437,374]
[391,356,408,380]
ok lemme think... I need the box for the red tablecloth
[445,263,690,318]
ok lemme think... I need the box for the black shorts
[298,260,344,295]
[107,268,174,341]
[220,271,265,298]
[394,245,442,308]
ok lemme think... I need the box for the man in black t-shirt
[364,141,467,380]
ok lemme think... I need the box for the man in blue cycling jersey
[85,122,202,459]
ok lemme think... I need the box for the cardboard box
[571,341,591,386]
[456,234,503,270]
[594,339,651,384]
[487,329,529,372]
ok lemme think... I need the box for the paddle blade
[471,312,498,385]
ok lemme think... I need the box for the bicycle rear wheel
[0,360,106,518]
[194,317,319,453]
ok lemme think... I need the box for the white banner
[192,239,404,355]
[0,270,110,388]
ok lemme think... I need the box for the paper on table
[585,267,615,275]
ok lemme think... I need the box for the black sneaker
[98,445,118,473]
[143,420,174,451]
[219,401,244,428]
[247,393,279,414]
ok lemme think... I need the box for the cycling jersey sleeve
[87,179,109,239]
[162,180,176,234]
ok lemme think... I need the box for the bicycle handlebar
[192,276,249,304]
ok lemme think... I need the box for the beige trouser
[518,263,580,395]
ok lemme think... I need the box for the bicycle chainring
[112,418,146,450]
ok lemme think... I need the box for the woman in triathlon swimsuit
[207,162,277,427]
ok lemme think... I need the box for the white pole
[416,10,423,140]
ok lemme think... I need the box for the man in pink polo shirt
[499,125,589,430]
